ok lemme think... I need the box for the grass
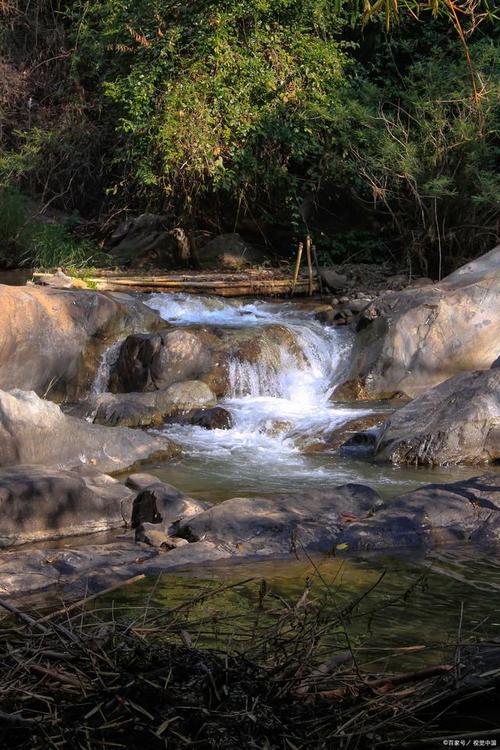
[0,189,109,271]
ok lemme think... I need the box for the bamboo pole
[291,241,304,297]
[305,235,313,296]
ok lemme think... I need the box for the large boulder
[0,284,161,399]
[77,380,216,427]
[197,233,267,270]
[111,323,305,398]
[0,465,134,547]
[131,482,210,535]
[0,389,179,473]
[375,370,500,465]
[339,475,500,551]
[177,484,381,555]
[111,330,213,392]
[335,247,500,400]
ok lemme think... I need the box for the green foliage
[351,32,500,272]
[73,0,352,219]
[0,189,108,270]
[0,0,498,273]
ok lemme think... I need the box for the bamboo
[291,242,304,296]
[305,235,314,296]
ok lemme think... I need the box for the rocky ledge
[1,469,499,597]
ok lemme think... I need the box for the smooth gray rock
[177,484,382,554]
[126,472,163,491]
[111,330,213,392]
[0,540,230,597]
[375,369,500,465]
[0,284,161,399]
[335,248,500,400]
[318,268,349,292]
[0,389,180,473]
[0,465,134,547]
[338,475,500,551]
[81,380,216,427]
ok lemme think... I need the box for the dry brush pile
[0,572,499,749]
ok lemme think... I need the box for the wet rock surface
[0,465,134,547]
[375,369,500,465]
[336,247,500,400]
[0,284,161,399]
[0,389,179,473]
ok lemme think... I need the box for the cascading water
[144,292,386,495]
[91,339,124,394]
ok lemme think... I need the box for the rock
[0,284,161,399]
[375,369,500,465]
[339,475,500,551]
[0,539,228,597]
[83,381,216,427]
[0,389,179,473]
[443,245,500,284]
[135,523,190,549]
[189,406,233,430]
[198,233,267,270]
[0,465,134,547]
[110,214,194,268]
[157,322,307,398]
[126,472,162,491]
[335,248,500,400]
[314,307,336,324]
[324,414,388,452]
[177,484,381,554]
[111,330,213,392]
[491,355,500,369]
[131,483,211,534]
[318,268,349,291]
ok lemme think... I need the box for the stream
[15,291,500,659]
[142,293,485,500]
[107,292,497,662]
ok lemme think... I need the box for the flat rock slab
[0,389,179,473]
[177,484,382,554]
[0,465,135,547]
[375,369,500,465]
[338,475,500,550]
[0,539,229,597]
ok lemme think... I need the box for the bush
[0,189,108,270]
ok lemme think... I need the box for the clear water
[102,545,500,670]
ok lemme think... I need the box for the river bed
[12,292,500,654]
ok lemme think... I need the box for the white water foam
[91,339,124,395]
[145,293,369,480]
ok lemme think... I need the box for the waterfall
[91,339,123,395]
